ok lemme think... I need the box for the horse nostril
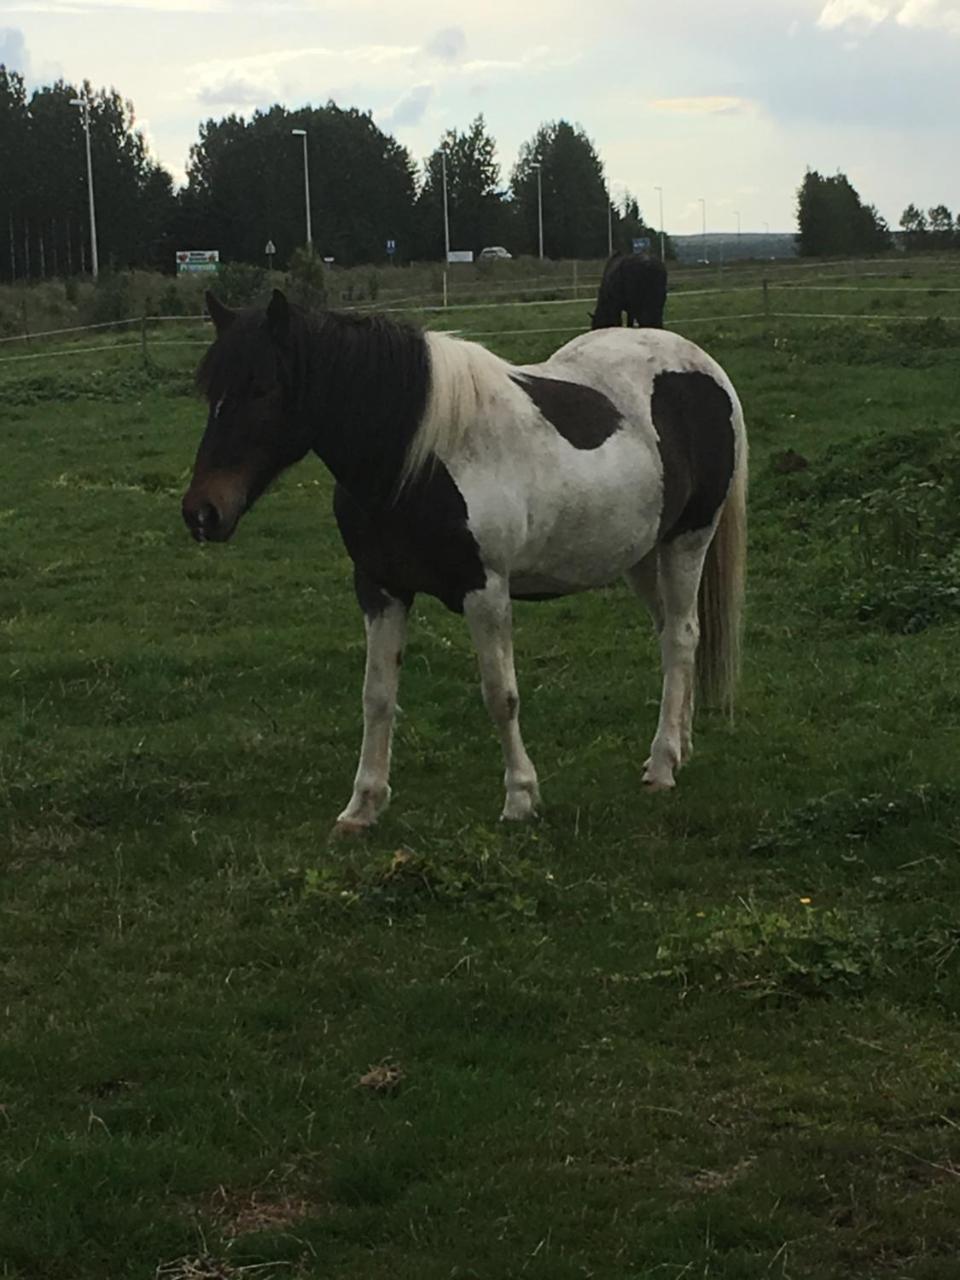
[185,500,221,541]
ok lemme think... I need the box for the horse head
[182,290,311,543]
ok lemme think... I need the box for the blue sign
[632,237,651,254]
[386,239,396,256]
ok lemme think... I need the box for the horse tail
[697,407,748,716]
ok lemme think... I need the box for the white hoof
[500,782,541,822]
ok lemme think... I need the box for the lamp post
[440,146,451,263]
[69,95,99,279]
[531,162,543,259]
[654,185,665,262]
[291,128,312,249]
[699,197,707,263]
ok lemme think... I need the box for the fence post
[573,259,578,299]
[442,269,448,308]
[20,293,29,345]
[141,313,149,368]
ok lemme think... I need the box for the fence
[3,265,960,368]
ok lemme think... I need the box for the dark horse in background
[591,253,668,330]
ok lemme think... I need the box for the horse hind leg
[463,572,540,821]
[641,532,713,790]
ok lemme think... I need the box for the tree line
[0,65,666,282]
[796,169,959,257]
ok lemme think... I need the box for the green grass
[2,270,960,1278]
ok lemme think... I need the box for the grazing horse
[591,252,668,329]
[182,290,747,830]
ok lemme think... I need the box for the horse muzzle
[181,481,246,544]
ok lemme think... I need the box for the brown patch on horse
[651,370,736,539]
[511,374,623,449]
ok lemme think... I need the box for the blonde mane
[400,331,513,485]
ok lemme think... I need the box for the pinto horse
[182,290,747,830]
[591,252,668,329]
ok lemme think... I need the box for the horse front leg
[336,576,410,833]
[463,573,540,821]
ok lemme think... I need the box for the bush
[90,271,132,328]
[285,247,327,311]
[214,261,267,307]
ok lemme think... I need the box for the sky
[1,0,957,235]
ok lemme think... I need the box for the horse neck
[304,314,430,506]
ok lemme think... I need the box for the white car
[478,246,512,260]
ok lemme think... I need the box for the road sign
[447,249,473,264]
[632,237,651,254]
[265,240,276,256]
[176,249,219,274]
[386,239,396,256]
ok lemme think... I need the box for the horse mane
[401,332,512,486]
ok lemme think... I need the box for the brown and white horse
[183,291,747,830]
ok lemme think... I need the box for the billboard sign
[447,249,474,264]
[176,249,219,274]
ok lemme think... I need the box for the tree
[0,65,29,281]
[927,204,954,248]
[0,68,177,281]
[182,102,417,267]
[414,115,507,258]
[511,121,609,259]
[612,192,673,260]
[899,203,928,250]
[796,169,890,257]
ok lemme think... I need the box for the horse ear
[205,292,235,334]
[266,289,290,341]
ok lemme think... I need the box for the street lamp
[654,185,665,262]
[699,197,707,263]
[291,129,312,249]
[69,95,99,279]
[531,162,543,260]
[440,145,451,263]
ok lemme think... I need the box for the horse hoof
[331,817,372,838]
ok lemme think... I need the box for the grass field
[2,266,960,1278]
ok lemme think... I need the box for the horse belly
[454,438,661,593]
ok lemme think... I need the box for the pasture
[2,264,960,1278]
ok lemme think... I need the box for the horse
[182,290,747,831]
[591,252,668,329]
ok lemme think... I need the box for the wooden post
[442,268,448,308]
[573,259,578,299]
[141,313,149,367]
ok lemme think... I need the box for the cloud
[818,0,890,27]
[896,0,960,33]
[197,74,275,107]
[189,42,419,105]
[649,95,754,115]
[424,26,466,63]
[7,0,228,10]
[380,82,433,129]
[0,26,31,75]
[818,0,960,31]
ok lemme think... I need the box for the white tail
[697,424,748,715]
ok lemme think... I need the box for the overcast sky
[1,0,957,234]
